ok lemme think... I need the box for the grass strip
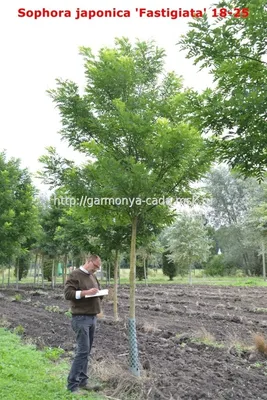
[0,328,104,400]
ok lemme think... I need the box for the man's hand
[82,288,99,297]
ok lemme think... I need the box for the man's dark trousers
[67,315,96,392]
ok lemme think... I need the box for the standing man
[64,254,102,394]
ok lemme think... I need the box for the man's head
[84,254,101,274]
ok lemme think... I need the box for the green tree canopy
[204,165,265,274]
[162,212,212,276]
[179,0,267,178]
[0,152,38,265]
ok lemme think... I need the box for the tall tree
[40,38,210,376]
[0,152,38,276]
[179,0,267,179]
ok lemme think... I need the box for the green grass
[114,269,267,287]
[2,267,267,287]
[0,328,104,400]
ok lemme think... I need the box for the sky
[1,0,215,192]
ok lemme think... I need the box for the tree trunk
[129,217,137,319]
[144,256,148,286]
[189,264,192,285]
[99,261,104,280]
[52,259,55,289]
[128,216,140,377]
[113,249,119,321]
[7,264,11,287]
[2,268,5,287]
[41,255,45,289]
[262,241,266,282]
[63,255,68,285]
[36,257,40,286]
[105,261,108,287]
[16,259,19,290]
[33,253,38,286]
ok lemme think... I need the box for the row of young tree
[1,155,267,285]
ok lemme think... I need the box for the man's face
[86,258,101,273]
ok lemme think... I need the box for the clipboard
[85,289,109,298]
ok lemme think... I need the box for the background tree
[37,192,99,287]
[179,0,267,179]
[246,188,267,280]
[136,238,163,283]
[204,165,261,228]
[205,254,226,277]
[37,197,64,287]
[162,251,178,281]
[14,239,35,282]
[0,152,38,286]
[145,238,164,272]
[204,165,264,274]
[163,212,212,284]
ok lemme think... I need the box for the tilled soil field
[1,284,267,399]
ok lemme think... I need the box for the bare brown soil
[1,284,267,399]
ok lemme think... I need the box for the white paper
[85,289,109,298]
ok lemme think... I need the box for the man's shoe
[79,383,102,391]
